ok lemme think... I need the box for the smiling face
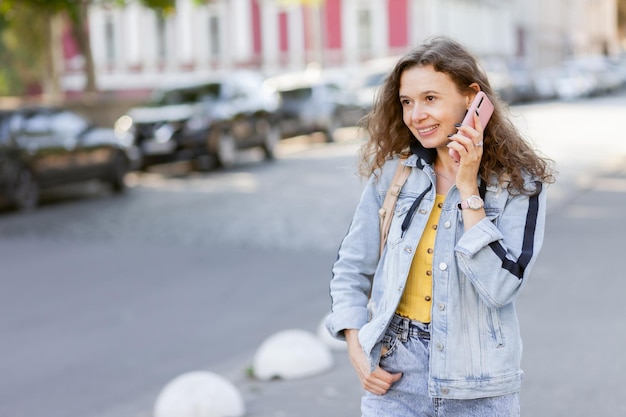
[399,65,473,152]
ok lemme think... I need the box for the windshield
[148,83,222,106]
[279,87,313,101]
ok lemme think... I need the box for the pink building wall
[388,0,408,49]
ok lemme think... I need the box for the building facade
[60,0,618,94]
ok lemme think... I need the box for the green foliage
[0,0,215,96]
[0,2,49,95]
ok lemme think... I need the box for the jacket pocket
[487,306,505,348]
[388,199,412,247]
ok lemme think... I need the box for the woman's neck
[433,154,457,195]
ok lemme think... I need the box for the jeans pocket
[380,333,399,360]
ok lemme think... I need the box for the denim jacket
[326,153,547,399]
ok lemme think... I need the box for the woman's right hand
[344,329,402,395]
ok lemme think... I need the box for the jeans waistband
[389,313,431,342]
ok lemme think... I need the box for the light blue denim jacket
[326,153,547,399]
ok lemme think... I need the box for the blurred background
[2,1,626,417]
[1,0,625,122]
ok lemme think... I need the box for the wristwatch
[458,195,484,210]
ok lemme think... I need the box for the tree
[619,0,626,41]
[0,0,214,97]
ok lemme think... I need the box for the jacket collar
[409,140,436,169]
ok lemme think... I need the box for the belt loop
[401,317,409,342]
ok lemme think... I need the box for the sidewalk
[232,163,626,417]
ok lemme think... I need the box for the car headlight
[115,115,134,135]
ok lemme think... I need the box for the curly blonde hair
[359,36,554,195]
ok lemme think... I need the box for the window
[208,15,221,58]
[104,15,116,62]
[357,8,372,54]
[156,14,167,60]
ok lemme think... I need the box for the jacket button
[444,221,451,228]
[441,388,449,395]
[438,262,448,271]
[404,246,412,253]
[424,296,431,302]
[438,303,445,311]
[435,342,444,351]
[419,209,427,214]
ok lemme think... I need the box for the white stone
[317,314,347,351]
[154,371,245,417]
[253,329,334,380]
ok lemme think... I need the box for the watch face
[468,196,484,209]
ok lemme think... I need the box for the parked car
[532,67,561,101]
[268,69,355,142]
[507,61,539,103]
[563,56,624,96]
[481,58,516,103]
[347,56,397,117]
[117,70,281,170]
[0,106,137,211]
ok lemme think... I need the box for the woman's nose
[411,104,427,122]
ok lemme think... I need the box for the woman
[325,36,554,416]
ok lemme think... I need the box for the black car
[0,106,137,211]
[117,70,281,170]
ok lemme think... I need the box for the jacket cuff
[325,307,369,340]
[454,217,504,257]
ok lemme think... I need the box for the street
[1,91,626,417]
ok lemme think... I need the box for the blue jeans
[361,314,520,417]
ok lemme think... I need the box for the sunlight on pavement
[126,171,259,193]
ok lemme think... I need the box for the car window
[151,89,188,106]
[280,87,313,100]
[151,84,221,105]
[50,110,90,136]
[230,81,250,100]
[325,83,341,92]
[0,113,11,145]
[198,83,221,101]
[236,75,260,95]
[364,72,387,87]
[22,112,51,136]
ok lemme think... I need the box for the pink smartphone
[449,91,494,164]
[461,91,494,129]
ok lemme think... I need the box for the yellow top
[396,194,446,323]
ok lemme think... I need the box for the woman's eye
[401,99,411,106]
[425,96,436,102]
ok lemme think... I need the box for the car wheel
[192,154,216,172]
[260,120,280,160]
[12,168,39,211]
[216,131,238,169]
[108,152,129,193]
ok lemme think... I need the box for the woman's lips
[417,124,439,137]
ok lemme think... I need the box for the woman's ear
[469,82,481,93]
[465,83,482,107]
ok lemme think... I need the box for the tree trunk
[69,0,97,94]
[43,14,64,102]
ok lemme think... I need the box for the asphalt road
[1,91,626,417]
